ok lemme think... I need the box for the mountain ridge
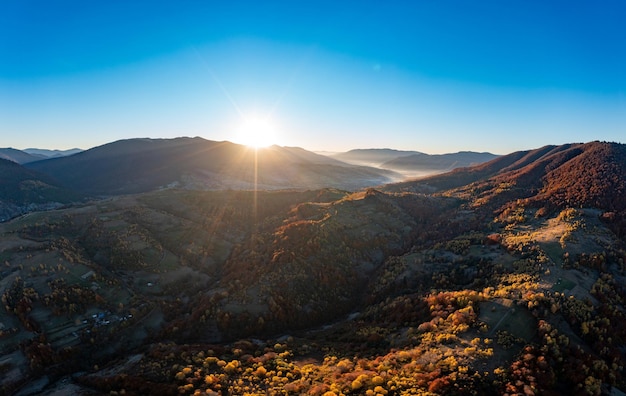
[0,148,43,164]
[0,147,83,164]
[331,148,499,176]
[331,148,422,165]
[23,147,83,158]
[381,151,499,172]
[24,137,402,195]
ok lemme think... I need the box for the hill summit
[387,141,626,211]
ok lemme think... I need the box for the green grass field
[479,299,536,341]
[541,241,564,265]
[552,278,577,293]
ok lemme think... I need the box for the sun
[236,116,277,149]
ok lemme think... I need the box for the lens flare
[236,116,277,148]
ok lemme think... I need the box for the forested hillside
[1,142,625,395]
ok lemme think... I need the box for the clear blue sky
[1,1,625,154]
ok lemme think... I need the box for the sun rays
[235,115,278,149]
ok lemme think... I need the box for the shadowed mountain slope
[0,158,80,204]
[25,137,401,195]
[217,189,458,333]
[0,158,82,221]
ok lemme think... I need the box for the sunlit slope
[385,141,626,211]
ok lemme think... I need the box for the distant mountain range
[332,148,498,176]
[22,137,402,196]
[3,139,623,224]
[331,148,420,166]
[0,147,82,164]
[381,151,499,171]
[24,147,83,158]
[0,148,42,164]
